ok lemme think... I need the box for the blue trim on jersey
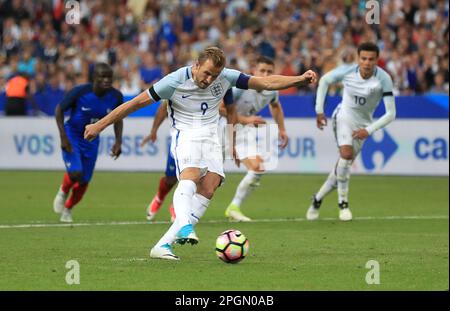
[236,73,250,89]
[148,86,161,101]
[185,67,190,79]
[168,100,176,127]
[174,129,181,176]
[223,88,234,106]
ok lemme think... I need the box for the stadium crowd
[0,0,448,115]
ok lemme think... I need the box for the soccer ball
[215,229,249,263]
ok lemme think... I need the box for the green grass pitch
[0,171,448,290]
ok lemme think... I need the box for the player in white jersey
[84,47,317,260]
[306,42,396,221]
[224,56,289,222]
[141,97,234,223]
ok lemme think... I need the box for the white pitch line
[0,215,447,229]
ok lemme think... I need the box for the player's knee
[68,172,83,183]
[246,160,264,172]
[340,151,353,160]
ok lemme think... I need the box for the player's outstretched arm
[141,100,168,146]
[84,91,154,141]
[248,70,317,91]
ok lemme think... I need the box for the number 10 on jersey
[354,96,367,106]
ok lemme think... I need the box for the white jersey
[316,64,396,134]
[231,88,279,162]
[233,88,279,116]
[147,66,244,130]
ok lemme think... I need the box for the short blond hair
[197,47,226,68]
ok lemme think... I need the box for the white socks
[336,158,352,203]
[173,179,197,226]
[155,180,196,247]
[189,193,210,225]
[231,171,263,207]
[315,169,337,201]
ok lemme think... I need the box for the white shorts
[332,106,365,155]
[218,116,228,159]
[170,126,225,180]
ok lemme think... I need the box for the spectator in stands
[4,72,38,115]
[428,71,449,94]
[17,46,37,76]
[139,53,162,89]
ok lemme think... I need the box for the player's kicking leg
[225,156,264,222]
[150,168,200,260]
[150,171,221,260]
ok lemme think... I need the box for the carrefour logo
[361,130,398,170]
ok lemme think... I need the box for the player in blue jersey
[306,42,396,221]
[53,63,124,223]
[84,47,317,260]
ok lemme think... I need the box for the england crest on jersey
[210,83,223,97]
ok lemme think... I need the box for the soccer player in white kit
[306,42,396,221]
[84,47,317,260]
[224,56,289,222]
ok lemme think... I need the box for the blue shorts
[62,128,99,184]
[165,149,177,177]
